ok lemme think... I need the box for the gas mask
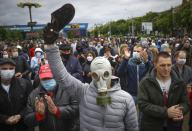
[90,57,112,105]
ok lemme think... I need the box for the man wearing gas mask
[44,39,139,131]
[0,58,33,131]
[44,44,138,131]
[42,4,138,131]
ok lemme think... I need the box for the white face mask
[132,51,140,59]
[12,52,18,58]
[177,58,186,65]
[0,69,15,79]
[3,55,9,58]
[87,56,93,62]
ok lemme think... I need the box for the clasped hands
[167,105,184,121]
[35,95,57,115]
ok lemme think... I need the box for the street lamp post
[17,0,41,31]
[131,17,134,37]
[109,21,112,38]
[171,7,175,36]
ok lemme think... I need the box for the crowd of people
[0,33,192,131]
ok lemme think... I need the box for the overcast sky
[0,0,182,28]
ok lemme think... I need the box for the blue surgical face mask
[41,79,56,91]
[36,52,42,58]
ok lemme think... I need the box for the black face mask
[79,56,86,64]
[62,53,70,60]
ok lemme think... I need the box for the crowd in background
[0,33,192,131]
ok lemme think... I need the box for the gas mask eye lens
[103,71,109,79]
[92,72,99,81]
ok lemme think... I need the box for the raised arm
[43,4,87,98]
[45,45,88,98]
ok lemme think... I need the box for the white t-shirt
[156,78,171,93]
[1,84,10,93]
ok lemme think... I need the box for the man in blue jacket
[117,44,151,103]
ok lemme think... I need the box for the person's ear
[153,62,157,69]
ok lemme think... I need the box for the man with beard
[59,43,83,82]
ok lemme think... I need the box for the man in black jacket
[10,46,31,80]
[59,43,83,82]
[0,58,33,131]
[138,52,189,131]
[24,64,79,131]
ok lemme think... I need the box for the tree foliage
[91,2,192,36]
[0,27,23,40]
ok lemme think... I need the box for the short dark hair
[0,58,16,66]
[59,44,71,51]
[154,51,171,63]
[174,50,187,58]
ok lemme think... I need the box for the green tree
[92,2,191,36]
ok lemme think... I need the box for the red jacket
[29,47,35,58]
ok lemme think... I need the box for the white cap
[16,45,22,49]
[35,48,43,53]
